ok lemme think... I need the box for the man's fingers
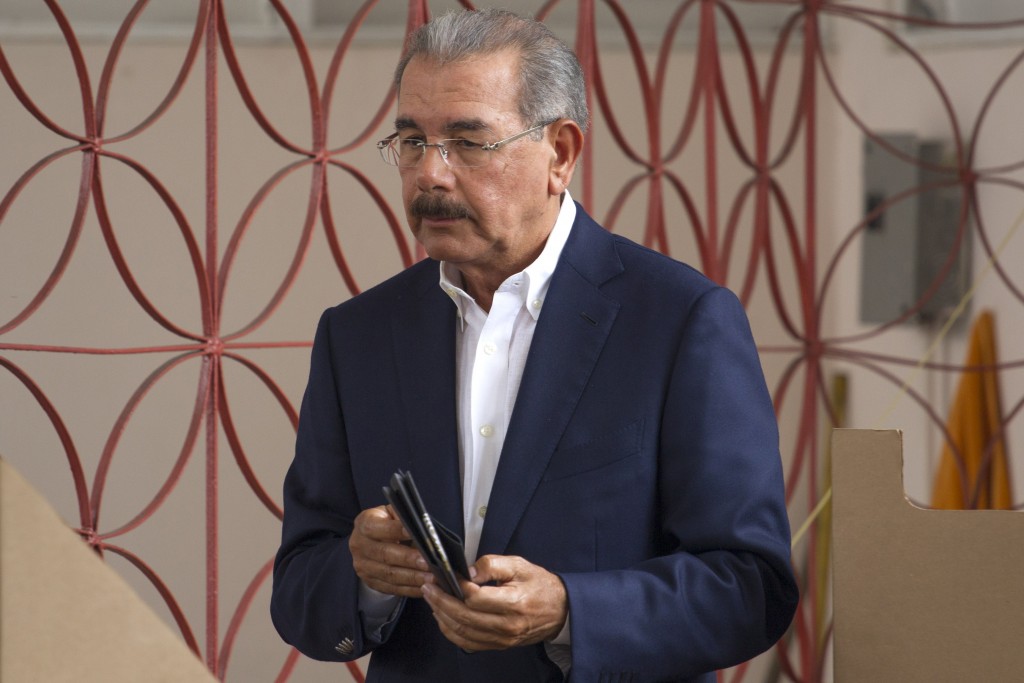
[469,554,537,588]
[353,540,427,576]
[355,506,409,543]
[362,563,428,598]
[355,543,430,597]
[423,584,511,650]
[349,505,430,597]
[421,560,568,651]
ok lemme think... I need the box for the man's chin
[415,231,469,262]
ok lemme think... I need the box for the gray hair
[394,9,590,134]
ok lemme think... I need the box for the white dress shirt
[441,193,576,563]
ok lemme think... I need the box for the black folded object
[383,470,469,600]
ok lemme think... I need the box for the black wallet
[382,470,469,600]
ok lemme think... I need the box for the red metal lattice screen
[3,1,1023,681]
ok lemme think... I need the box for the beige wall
[820,14,1024,504]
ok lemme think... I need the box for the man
[271,9,797,682]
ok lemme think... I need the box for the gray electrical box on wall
[860,134,971,324]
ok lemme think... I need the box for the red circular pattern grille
[2,2,1022,681]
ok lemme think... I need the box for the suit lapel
[390,264,465,534]
[478,209,623,556]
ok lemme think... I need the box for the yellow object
[930,311,1013,509]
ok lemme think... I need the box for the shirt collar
[439,191,577,328]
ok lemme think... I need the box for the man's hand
[349,506,431,598]
[421,554,568,651]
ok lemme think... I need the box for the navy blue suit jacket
[271,204,798,682]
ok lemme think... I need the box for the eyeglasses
[376,122,551,168]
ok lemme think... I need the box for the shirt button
[532,299,542,309]
[478,505,488,518]
[479,424,494,437]
[483,342,497,355]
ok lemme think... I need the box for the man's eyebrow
[394,117,418,131]
[445,119,491,133]
[392,117,493,134]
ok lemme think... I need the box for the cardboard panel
[0,458,218,683]
[831,429,1024,682]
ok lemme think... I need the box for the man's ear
[547,119,585,196]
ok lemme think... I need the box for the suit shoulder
[607,233,721,299]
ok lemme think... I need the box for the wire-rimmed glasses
[376,121,552,168]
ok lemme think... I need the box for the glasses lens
[380,138,491,168]
[444,140,486,168]
[396,139,420,167]
[379,139,401,166]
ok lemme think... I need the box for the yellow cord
[871,203,1024,429]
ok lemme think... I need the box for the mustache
[410,194,470,221]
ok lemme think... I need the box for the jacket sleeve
[270,309,402,661]
[559,286,799,680]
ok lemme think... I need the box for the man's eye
[451,138,482,149]
[399,138,425,148]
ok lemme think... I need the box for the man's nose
[415,144,454,189]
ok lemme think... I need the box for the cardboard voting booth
[0,458,218,683]
[831,429,1024,681]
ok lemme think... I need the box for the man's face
[395,50,559,284]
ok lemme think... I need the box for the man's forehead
[396,51,521,123]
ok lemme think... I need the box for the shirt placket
[463,279,521,560]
